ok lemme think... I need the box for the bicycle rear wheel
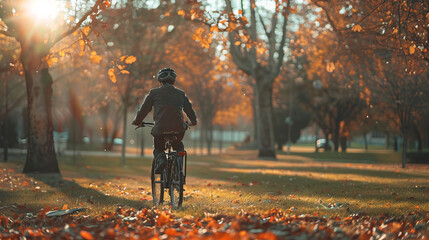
[151,160,164,206]
[169,157,183,208]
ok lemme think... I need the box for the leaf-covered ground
[1,206,428,239]
[0,148,428,239]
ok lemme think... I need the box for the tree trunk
[2,135,7,162]
[194,127,198,155]
[3,77,8,162]
[314,124,319,152]
[199,125,204,154]
[22,68,60,173]
[340,136,347,152]
[71,118,77,162]
[68,88,84,152]
[121,105,127,165]
[363,132,368,151]
[218,126,223,153]
[140,134,145,156]
[105,127,119,151]
[2,122,8,162]
[100,106,110,150]
[251,97,259,143]
[333,120,340,152]
[323,131,330,151]
[414,125,422,152]
[255,80,276,159]
[98,104,120,151]
[394,136,398,152]
[401,128,407,168]
[425,125,429,149]
[340,123,347,152]
[206,123,213,155]
[385,132,390,149]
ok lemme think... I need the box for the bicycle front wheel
[169,158,184,208]
[151,160,164,206]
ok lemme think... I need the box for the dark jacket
[133,84,197,136]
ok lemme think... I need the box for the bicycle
[135,122,188,208]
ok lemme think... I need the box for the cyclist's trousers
[152,132,185,158]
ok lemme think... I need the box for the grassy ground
[0,148,428,219]
[282,149,401,164]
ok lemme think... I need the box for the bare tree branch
[355,0,387,25]
[248,0,257,40]
[268,5,279,38]
[313,1,339,33]
[228,34,252,74]
[267,6,280,70]
[52,0,103,46]
[273,11,289,78]
[224,0,252,74]
[257,10,269,37]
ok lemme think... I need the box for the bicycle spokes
[169,159,184,208]
[151,161,164,206]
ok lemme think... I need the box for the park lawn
[0,149,428,219]
[282,150,402,164]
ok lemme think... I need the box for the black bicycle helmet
[157,68,177,84]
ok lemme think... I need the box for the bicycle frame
[136,122,187,208]
[164,136,176,185]
[163,136,184,208]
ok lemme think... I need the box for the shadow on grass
[189,167,428,205]
[277,151,401,164]
[287,166,429,179]
[58,155,153,180]
[26,174,150,211]
[218,156,427,179]
[222,163,428,179]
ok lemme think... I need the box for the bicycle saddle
[161,131,180,141]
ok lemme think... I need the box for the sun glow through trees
[26,0,60,21]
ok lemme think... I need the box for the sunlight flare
[26,0,60,21]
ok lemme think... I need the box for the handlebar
[134,122,154,130]
[135,121,193,130]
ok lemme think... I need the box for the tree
[0,36,25,122]
[367,53,429,165]
[0,0,109,173]
[273,63,312,151]
[172,1,294,157]
[0,37,25,161]
[289,18,366,153]
[312,0,429,166]
[273,106,311,150]
[220,0,291,158]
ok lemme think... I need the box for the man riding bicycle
[131,68,197,173]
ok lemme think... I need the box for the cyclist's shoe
[154,152,167,174]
